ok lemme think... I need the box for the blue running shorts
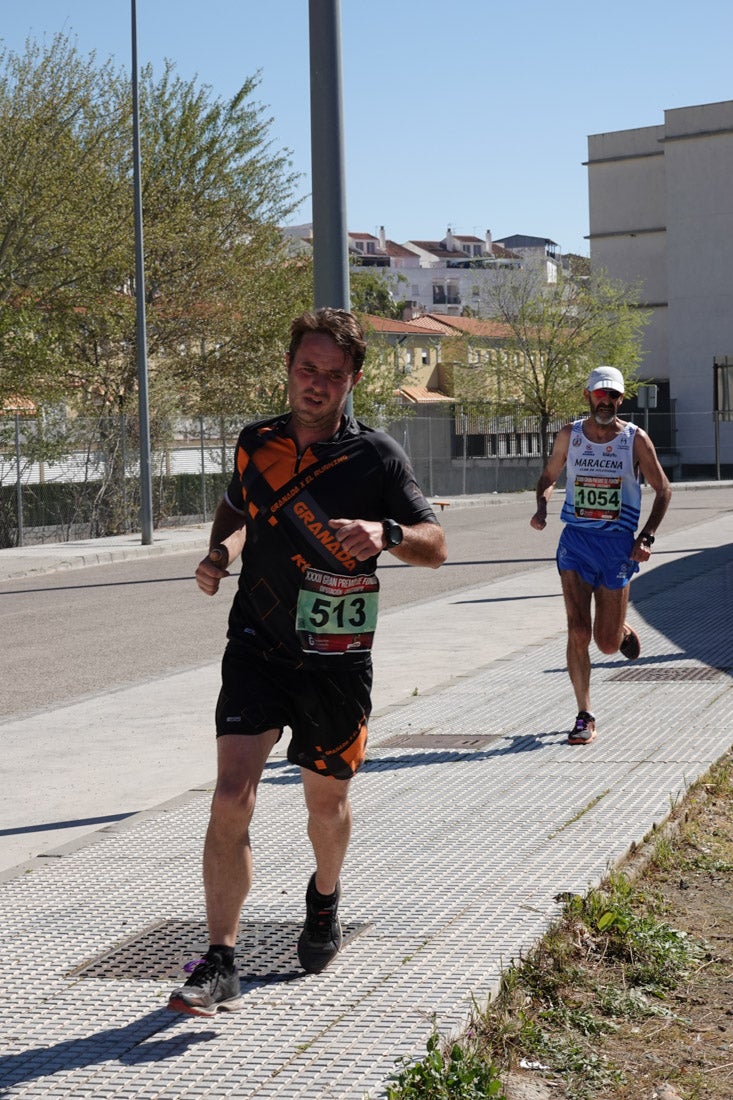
[556,525,639,590]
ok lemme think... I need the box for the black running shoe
[167,952,242,1017]
[297,874,343,974]
[620,624,641,660]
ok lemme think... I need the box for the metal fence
[0,399,701,547]
[0,413,239,547]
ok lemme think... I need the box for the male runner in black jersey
[168,308,446,1015]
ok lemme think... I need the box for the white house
[351,227,525,317]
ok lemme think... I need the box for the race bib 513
[296,568,379,655]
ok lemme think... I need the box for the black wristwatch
[640,532,655,547]
[382,518,404,549]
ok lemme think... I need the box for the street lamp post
[308,0,350,315]
[131,0,154,544]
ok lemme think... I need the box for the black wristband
[640,532,655,547]
[208,543,229,569]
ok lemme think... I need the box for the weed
[386,1030,506,1099]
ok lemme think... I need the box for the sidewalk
[0,498,731,1098]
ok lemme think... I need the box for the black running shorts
[215,644,373,780]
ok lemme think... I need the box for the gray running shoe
[568,710,597,745]
[297,874,343,974]
[167,953,243,1016]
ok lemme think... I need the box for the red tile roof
[399,385,452,403]
[407,240,469,259]
[2,396,37,414]
[385,240,417,258]
[406,314,513,338]
[360,314,437,334]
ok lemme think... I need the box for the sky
[3,1,733,258]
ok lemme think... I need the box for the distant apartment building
[284,223,560,318]
[351,226,558,317]
[587,99,733,476]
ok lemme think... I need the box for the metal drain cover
[378,732,502,749]
[609,667,729,682]
[69,918,371,983]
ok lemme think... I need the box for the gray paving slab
[0,495,731,1097]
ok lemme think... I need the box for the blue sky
[3,1,733,256]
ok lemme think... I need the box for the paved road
[1,486,728,720]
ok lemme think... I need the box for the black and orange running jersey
[223,413,438,669]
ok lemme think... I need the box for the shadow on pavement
[0,1011,216,1090]
[629,543,732,677]
[0,812,137,838]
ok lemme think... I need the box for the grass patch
[384,752,732,1100]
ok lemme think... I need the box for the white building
[286,223,560,319]
[349,226,540,317]
[587,99,733,476]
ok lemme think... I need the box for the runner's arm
[195,498,248,596]
[630,430,672,562]
[531,426,571,530]
[329,517,447,568]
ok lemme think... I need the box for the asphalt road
[0,486,729,723]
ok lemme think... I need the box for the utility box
[637,384,658,409]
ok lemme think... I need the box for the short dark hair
[288,308,366,373]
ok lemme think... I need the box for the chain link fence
[1,399,720,548]
[0,413,238,547]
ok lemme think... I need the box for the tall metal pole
[131,0,154,544]
[14,412,24,548]
[309,0,350,315]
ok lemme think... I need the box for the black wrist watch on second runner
[382,518,404,548]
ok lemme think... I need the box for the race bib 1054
[573,475,621,521]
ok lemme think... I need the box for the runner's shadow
[629,544,732,675]
[0,1011,216,1089]
[363,732,560,772]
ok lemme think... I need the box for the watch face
[384,520,403,547]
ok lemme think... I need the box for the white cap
[586,365,625,393]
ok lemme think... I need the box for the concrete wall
[587,102,733,472]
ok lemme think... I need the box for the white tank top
[561,419,641,534]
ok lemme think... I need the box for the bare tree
[476,262,650,463]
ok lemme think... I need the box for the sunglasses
[594,388,622,400]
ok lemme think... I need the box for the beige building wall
[587,101,733,471]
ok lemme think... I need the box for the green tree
[476,264,650,464]
[0,34,312,533]
[563,252,591,277]
[60,58,310,421]
[350,268,407,319]
[0,35,311,419]
[0,34,130,404]
[348,320,413,427]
